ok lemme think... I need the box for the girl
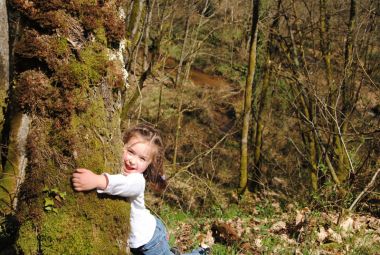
[72,124,210,255]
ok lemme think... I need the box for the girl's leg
[134,217,173,255]
[182,247,210,255]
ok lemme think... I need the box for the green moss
[55,37,69,58]
[10,1,128,253]
[71,94,108,172]
[18,197,129,255]
[16,87,126,252]
[38,211,93,255]
[94,27,108,46]
[17,220,38,254]
[68,42,108,89]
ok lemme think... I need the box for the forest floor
[127,61,380,254]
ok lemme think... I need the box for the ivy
[43,187,66,213]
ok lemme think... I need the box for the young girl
[72,124,210,255]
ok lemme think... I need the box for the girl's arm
[72,168,108,191]
[72,168,144,197]
[98,173,144,197]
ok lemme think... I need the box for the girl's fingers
[75,168,86,173]
[72,173,82,179]
[72,182,82,191]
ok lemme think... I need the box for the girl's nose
[128,157,135,165]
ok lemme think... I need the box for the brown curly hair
[123,124,166,190]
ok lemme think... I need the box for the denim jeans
[130,217,207,255]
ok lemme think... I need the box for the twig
[349,168,380,211]
[169,131,234,178]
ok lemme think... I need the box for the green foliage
[43,187,66,213]
[261,235,282,251]
[210,204,241,219]
[211,243,240,255]
[161,204,190,223]
[255,202,276,219]
[318,162,328,175]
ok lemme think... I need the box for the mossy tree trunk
[0,0,10,207]
[318,0,342,190]
[0,0,8,139]
[1,1,131,254]
[239,0,260,196]
[125,0,145,71]
[334,0,357,183]
[251,0,281,187]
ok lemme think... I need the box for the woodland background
[0,0,379,254]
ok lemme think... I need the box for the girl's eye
[140,157,146,161]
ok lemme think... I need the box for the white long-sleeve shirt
[97,173,156,248]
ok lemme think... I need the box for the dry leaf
[327,228,342,243]
[254,238,262,248]
[317,226,328,243]
[280,234,297,244]
[340,216,354,237]
[295,210,304,226]
[198,230,215,247]
[270,221,287,232]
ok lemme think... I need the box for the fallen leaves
[211,221,240,245]
[167,205,380,254]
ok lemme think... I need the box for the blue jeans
[130,217,207,255]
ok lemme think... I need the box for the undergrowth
[149,192,380,255]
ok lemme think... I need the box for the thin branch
[349,168,380,211]
[169,131,235,179]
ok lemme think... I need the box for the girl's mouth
[124,162,134,171]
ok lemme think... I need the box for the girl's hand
[72,168,107,191]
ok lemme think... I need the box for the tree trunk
[0,0,8,139]
[252,0,281,180]
[319,0,332,88]
[334,0,357,183]
[126,0,145,71]
[239,0,260,196]
[174,12,191,88]
[0,0,10,206]
[1,2,130,253]
[172,7,192,169]
[120,0,156,127]
[143,0,156,71]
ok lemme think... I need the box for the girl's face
[122,135,155,175]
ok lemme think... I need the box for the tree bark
[1,2,130,253]
[252,0,281,179]
[0,0,9,165]
[239,0,260,196]
[333,0,357,183]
